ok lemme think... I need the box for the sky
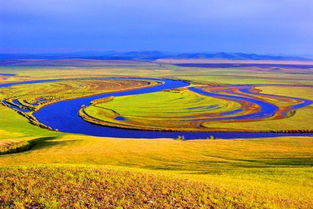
[0,0,313,55]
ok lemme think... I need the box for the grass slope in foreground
[1,107,313,208]
[0,63,313,208]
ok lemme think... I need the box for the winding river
[1,77,313,139]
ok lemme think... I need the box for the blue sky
[1,0,313,55]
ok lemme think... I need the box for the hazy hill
[0,51,311,61]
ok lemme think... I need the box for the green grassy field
[82,88,241,131]
[1,62,313,208]
[82,84,313,132]
[1,106,313,208]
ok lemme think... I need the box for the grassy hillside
[1,63,313,208]
[0,106,313,208]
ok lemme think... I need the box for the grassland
[2,60,313,85]
[1,60,313,208]
[81,84,313,132]
[0,79,156,110]
[200,85,313,132]
[81,88,242,131]
[0,106,313,208]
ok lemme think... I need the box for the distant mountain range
[0,51,311,61]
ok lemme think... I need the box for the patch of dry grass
[1,165,310,209]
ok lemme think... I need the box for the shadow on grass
[28,136,61,151]
[0,136,68,155]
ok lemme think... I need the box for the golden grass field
[1,61,313,208]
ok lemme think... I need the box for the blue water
[12,99,23,106]
[1,77,313,139]
[32,98,47,106]
[2,100,30,113]
[115,116,127,121]
[0,73,16,76]
[240,87,313,110]
[189,87,279,121]
[221,108,243,116]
